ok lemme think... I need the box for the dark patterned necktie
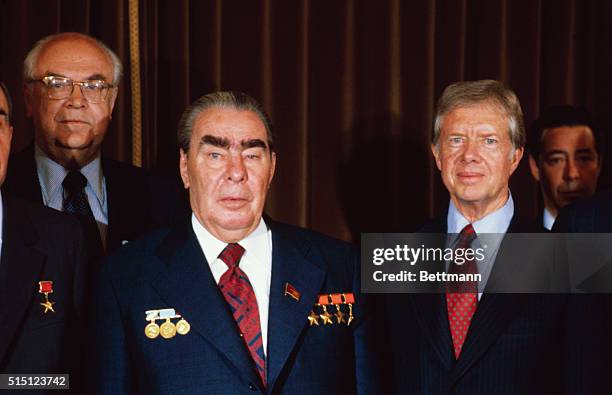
[218,243,266,386]
[62,170,95,220]
[446,223,478,359]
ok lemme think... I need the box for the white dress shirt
[191,214,273,355]
[446,193,514,299]
[34,144,108,244]
[543,207,555,231]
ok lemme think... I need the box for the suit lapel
[448,293,530,384]
[102,159,121,251]
[0,198,45,365]
[151,224,263,389]
[6,145,43,203]
[409,294,454,369]
[266,222,326,392]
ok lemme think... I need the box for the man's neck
[452,193,509,223]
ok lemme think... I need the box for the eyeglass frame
[26,75,116,104]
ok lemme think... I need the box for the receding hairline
[25,33,119,84]
[191,105,270,136]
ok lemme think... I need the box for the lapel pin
[284,283,301,301]
[38,281,55,314]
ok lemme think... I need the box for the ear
[24,83,33,117]
[508,147,524,176]
[107,87,118,113]
[179,149,190,189]
[267,152,277,189]
[431,144,442,171]
[528,155,540,182]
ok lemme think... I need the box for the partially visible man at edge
[528,105,602,230]
[4,32,182,258]
[0,81,88,394]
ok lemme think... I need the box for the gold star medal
[38,281,55,313]
[342,293,355,326]
[308,310,320,326]
[319,304,333,325]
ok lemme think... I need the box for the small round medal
[160,318,177,339]
[176,318,191,335]
[145,322,160,339]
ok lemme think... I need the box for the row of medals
[308,302,354,326]
[145,309,191,339]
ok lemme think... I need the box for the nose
[226,154,247,182]
[563,157,579,180]
[65,84,87,109]
[460,138,480,163]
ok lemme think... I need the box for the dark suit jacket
[387,215,568,395]
[553,189,612,395]
[0,197,87,394]
[87,218,381,394]
[3,145,185,254]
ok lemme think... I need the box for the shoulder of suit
[270,219,354,247]
[3,197,83,251]
[102,157,149,177]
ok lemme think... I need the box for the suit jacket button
[248,383,257,391]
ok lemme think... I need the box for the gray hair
[432,80,525,151]
[23,32,123,86]
[0,81,13,124]
[178,91,274,153]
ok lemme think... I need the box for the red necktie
[218,243,266,386]
[446,224,478,359]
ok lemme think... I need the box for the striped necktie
[218,243,266,386]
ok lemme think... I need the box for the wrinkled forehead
[443,103,509,133]
[35,37,114,80]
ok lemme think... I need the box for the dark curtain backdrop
[1,0,611,242]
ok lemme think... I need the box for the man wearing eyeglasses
[4,32,180,256]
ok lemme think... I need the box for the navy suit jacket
[88,218,381,394]
[553,189,612,394]
[3,144,185,254]
[387,215,568,395]
[0,197,87,394]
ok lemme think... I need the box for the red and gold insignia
[38,281,55,313]
[284,283,301,301]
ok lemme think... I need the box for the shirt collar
[34,144,104,205]
[543,207,555,231]
[191,214,269,265]
[447,192,514,235]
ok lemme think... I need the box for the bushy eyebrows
[199,135,268,150]
[200,134,230,149]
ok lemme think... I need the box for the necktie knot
[219,243,245,268]
[62,170,88,193]
[457,223,476,248]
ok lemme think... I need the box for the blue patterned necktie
[62,170,95,220]
[218,243,266,386]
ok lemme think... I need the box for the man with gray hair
[388,80,568,394]
[4,32,178,255]
[89,91,382,394]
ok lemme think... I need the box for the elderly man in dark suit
[388,80,567,394]
[88,91,380,394]
[0,82,87,393]
[4,32,180,256]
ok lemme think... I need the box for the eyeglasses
[28,75,115,104]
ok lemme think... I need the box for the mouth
[456,171,485,184]
[60,120,89,124]
[218,197,250,209]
